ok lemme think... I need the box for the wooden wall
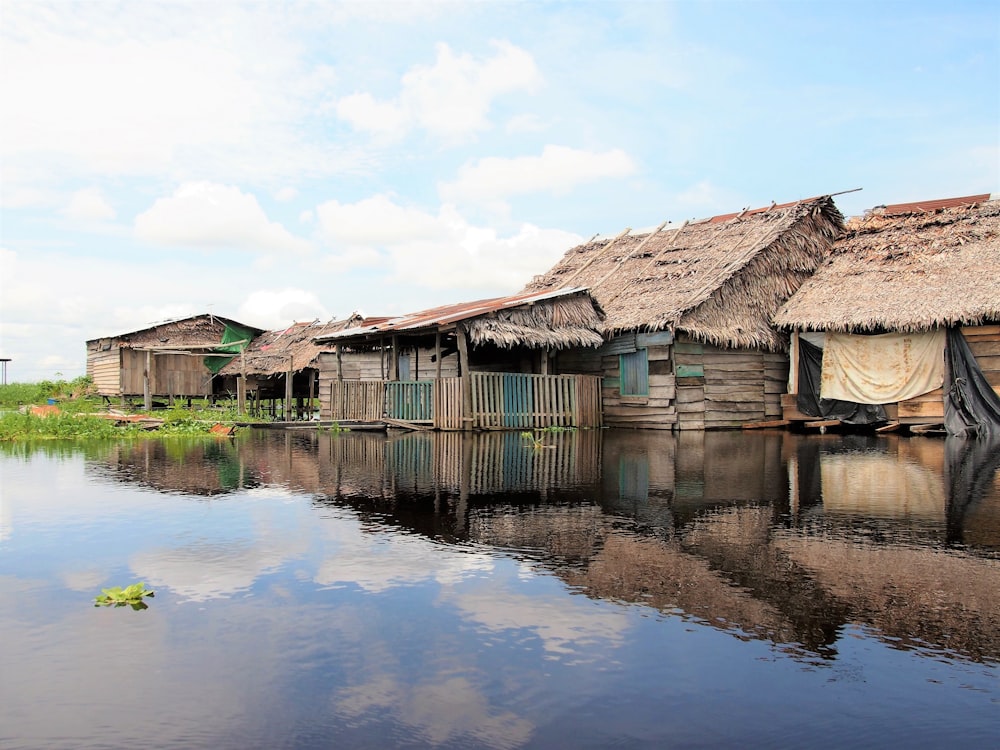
[558,332,677,430]
[88,349,121,396]
[120,349,214,398]
[559,332,786,431]
[674,336,787,430]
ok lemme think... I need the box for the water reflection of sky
[1,432,998,749]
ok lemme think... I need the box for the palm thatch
[524,196,843,350]
[316,289,605,351]
[773,198,1000,333]
[87,314,261,349]
[218,316,363,377]
[465,292,604,349]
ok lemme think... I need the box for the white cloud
[274,187,299,203]
[387,218,581,292]
[313,195,581,292]
[316,194,451,246]
[337,40,542,139]
[236,289,331,330]
[64,187,116,221]
[0,3,365,188]
[134,182,312,254]
[441,145,637,204]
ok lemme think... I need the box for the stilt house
[215,316,363,420]
[85,314,262,408]
[773,194,1000,435]
[313,288,605,430]
[523,196,844,429]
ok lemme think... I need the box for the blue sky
[1,0,997,381]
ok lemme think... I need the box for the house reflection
[85,428,1000,663]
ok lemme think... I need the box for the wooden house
[85,315,263,408]
[772,194,1000,434]
[313,288,606,430]
[523,196,845,430]
[215,316,362,420]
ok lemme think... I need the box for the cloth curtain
[821,330,946,404]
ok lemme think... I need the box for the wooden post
[456,325,473,430]
[143,350,152,411]
[540,348,550,375]
[309,369,316,418]
[379,338,386,380]
[435,331,442,379]
[336,344,343,381]
[238,349,247,416]
[285,355,294,421]
[391,335,400,381]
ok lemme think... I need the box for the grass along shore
[0,377,250,441]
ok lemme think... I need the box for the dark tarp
[796,337,887,424]
[945,434,1000,546]
[944,327,1000,438]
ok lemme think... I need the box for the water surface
[1,429,998,749]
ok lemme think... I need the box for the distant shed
[85,314,263,405]
[773,194,1000,433]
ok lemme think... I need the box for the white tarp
[820,330,946,404]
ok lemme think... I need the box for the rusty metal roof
[870,193,996,216]
[314,287,592,342]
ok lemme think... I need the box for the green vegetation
[0,375,101,413]
[0,377,256,441]
[94,582,155,610]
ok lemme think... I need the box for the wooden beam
[285,355,294,420]
[143,350,152,411]
[741,419,790,430]
[391,335,400,381]
[456,325,472,430]
[435,331,442,379]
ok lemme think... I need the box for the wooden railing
[328,374,602,430]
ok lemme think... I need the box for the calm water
[1,428,998,749]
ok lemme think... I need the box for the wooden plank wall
[573,342,675,430]
[119,349,213,398]
[468,373,601,429]
[327,380,385,421]
[89,349,122,396]
[675,336,787,430]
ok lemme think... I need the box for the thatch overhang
[773,196,1000,333]
[314,288,605,352]
[217,315,364,378]
[523,196,844,351]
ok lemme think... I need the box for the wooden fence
[328,373,602,430]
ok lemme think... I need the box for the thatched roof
[87,314,262,347]
[315,289,605,351]
[773,196,1000,333]
[524,196,844,350]
[218,316,363,377]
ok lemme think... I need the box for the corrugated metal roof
[871,193,995,216]
[314,287,591,342]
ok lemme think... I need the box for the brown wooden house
[85,314,263,408]
[773,193,1000,434]
[523,196,845,429]
[313,288,606,430]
